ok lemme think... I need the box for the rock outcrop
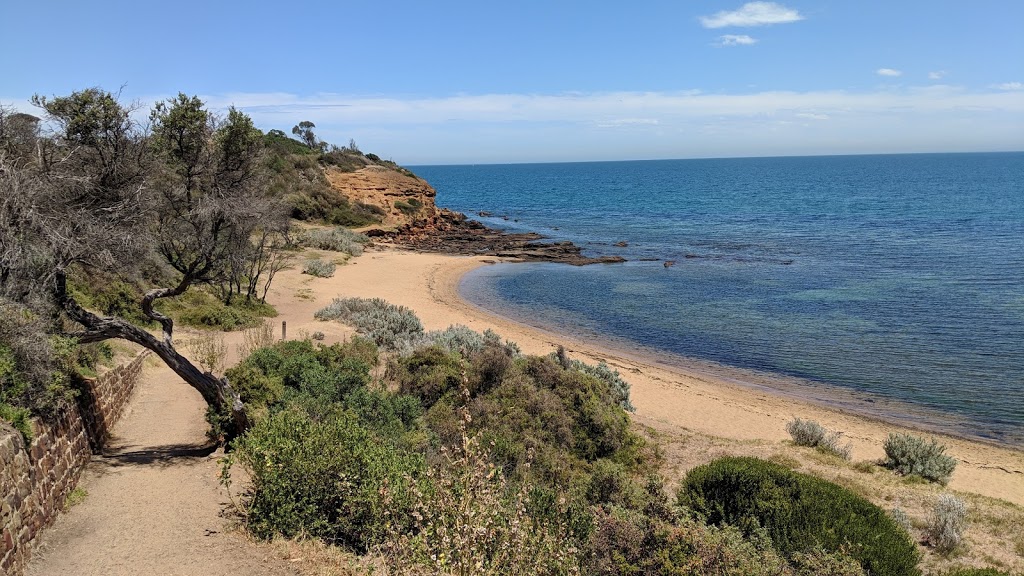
[325,166,440,229]
[326,165,625,266]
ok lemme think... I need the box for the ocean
[411,153,1024,446]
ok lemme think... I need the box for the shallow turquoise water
[412,153,1024,445]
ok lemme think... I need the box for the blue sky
[3,0,1022,164]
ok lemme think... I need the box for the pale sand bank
[266,247,1024,507]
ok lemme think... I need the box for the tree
[0,89,289,437]
[291,120,325,152]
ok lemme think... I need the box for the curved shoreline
[456,263,1019,449]
[424,253,1024,505]
[268,247,1024,506]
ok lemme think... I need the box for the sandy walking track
[25,362,301,576]
[23,246,1024,575]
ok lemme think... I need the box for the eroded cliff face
[324,164,625,265]
[324,165,439,228]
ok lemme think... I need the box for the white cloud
[700,2,803,28]
[595,118,660,128]
[716,34,759,46]
[996,82,1023,91]
[877,68,903,77]
[928,70,947,80]
[16,86,1020,163]
[193,86,1024,131]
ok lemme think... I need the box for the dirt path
[25,361,301,576]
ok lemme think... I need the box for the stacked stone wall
[0,351,148,575]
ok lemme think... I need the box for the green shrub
[0,299,77,420]
[230,407,423,552]
[678,456,920,576]
[395,346,465,406]
[67,277,153,326]
[393,198,422,215]
[73,342,114,378]
[156,289,277,331]
[786,417,852,460]
[0,403,33,442]
[302,258,336,278]
[883,432,957,484]
[227,338,376,414]
[342,387,422,440]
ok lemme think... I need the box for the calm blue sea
[412,153,1024,446]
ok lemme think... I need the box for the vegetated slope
[264,129,437,229]
[324,165,439,229]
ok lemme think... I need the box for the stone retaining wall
[0,351,148,575]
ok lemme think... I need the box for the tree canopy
[0,89,290,436]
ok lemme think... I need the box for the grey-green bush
[927,494,967,553]
[883,432,957,484]
[302,258,336,278]
[315,297,423,350]
[786,417,852,460]
[298,227,368,255]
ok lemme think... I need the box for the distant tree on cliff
[291,120,326,152]
[0,89,289,436]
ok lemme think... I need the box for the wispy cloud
[996,82,1023,91]
[877,68,903,77]
[928,70,947,80]
[194,87,1024,130]
[716,34,758,46]
[14,86,1018,163]
[595,118,660,128]
[700,2,803,28]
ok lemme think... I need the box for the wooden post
[281,320,287,341]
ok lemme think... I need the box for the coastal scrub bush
[394,346,465,406]
[224,337,378,416]
[407,324,484,357]
[883,432,957,484]
[237,320,276,359]
[927,494,968,554]
[584,506,867,576]
[787,417,852,460]
[229,406,423,552]
[0,299,77,424]
[184,332,227,374]
[571,358,634,412]
[678,456,921,576]
[302,258,336,278]
[937,565,1015,569]
[298,227,368,256]
[891,507,914,533]
[315,297,423,350]
[377,419,581,575]
[393,197,422,216]
[156,288,277,331]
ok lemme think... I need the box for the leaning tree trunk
[57,272,249,438]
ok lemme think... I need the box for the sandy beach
[267,246,1024,508]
